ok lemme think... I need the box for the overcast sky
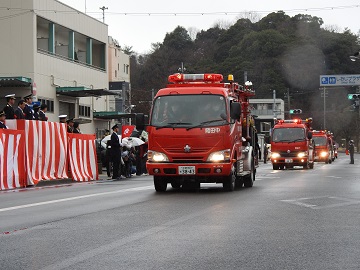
[60,0,360,54]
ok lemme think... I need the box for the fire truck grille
[164,147,211,153]
[280,152,299,157]
[172,158,204,163]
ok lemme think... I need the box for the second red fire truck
[270,118,315,170]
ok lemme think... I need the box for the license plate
[178,166,195,175]
[285,159,293,163]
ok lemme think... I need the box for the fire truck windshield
[313,136,327,146]
[272,127,305,142]
[151,94,227,128]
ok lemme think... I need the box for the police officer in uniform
[23,94,34,120]
[33,104,40,120]
[3,94,16,119]
[66,118,74,133]
[0,111,7,129]
[59,114,67,124]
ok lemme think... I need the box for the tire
[244,162,255,188]
[223,166,235,192]
[309,162,314,169]
[272,164,279,170]
[154,176,167,192]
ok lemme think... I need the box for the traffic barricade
[0,128,26,190]
[68,133,99,182]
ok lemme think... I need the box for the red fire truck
[270,118,315,170]
[144,73,257,192]
[312,130,334,164]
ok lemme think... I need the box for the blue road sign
[320,75,360,86]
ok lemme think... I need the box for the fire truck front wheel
[154,176,167,192]
[223,166,235,192]
[243,166,255,188]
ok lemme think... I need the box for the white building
[250,98,285,134]
[0,0,116,136]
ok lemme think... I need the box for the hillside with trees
[128,11,360,141]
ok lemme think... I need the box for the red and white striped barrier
[6,120,68,185]
[68,134,98,182]
[0,129,26,190]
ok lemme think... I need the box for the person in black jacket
[14,100,26,119]
[39,104,48,121]
[23,94,34,120]
[348,140,355,164]
[110,124,122,179]
[0,111,7,129]
[3,94,16,119]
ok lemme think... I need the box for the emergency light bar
[276,118,313,125]
[168,73,223,83]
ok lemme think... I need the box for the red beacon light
[168,73,223,83]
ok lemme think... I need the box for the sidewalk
[35,170,110,187]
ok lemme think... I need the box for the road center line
[0,186,154,213]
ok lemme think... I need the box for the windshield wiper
[156,122,193,130]
[289,138,305,142]
[186,119,226,130]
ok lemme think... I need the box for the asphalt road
[1,153,360,270]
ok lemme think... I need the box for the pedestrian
[0,111,7,129]
[110,124,122,180]
[39,104,48,121]
[73,122,81,133]
[263,144,268,164]
[66,118,74,133]
[23,94,34,120]
[14,99,26,119]
[105,140,112,177]
[3,94,16,119]
[348,139,355,164]
[33,104,40,120]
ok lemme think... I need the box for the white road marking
[0,186,154,213]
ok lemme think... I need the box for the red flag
[122,125,135,138]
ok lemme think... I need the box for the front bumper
[146,162,232,178]
[271,157,309,166]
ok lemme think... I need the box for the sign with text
[320,74,360,86]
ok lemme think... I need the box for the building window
[115,48,117,56]
[38,98,54,113]
[126,65,129,74]
[118,63,119,70]
[79,105,91,117]
[124,64,126,73]
[261,122,271,133]
[115,70,117,78]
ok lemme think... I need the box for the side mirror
[307,131,312,139]
[230,102,241,120]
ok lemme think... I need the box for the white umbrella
[122,137,145,147]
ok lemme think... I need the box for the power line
[0,4,359,17]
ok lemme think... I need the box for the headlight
[207,149,231,162]
[147,150,169,162]
[271,152,280,159]
[297,152,307,158]
[320,151,328,157]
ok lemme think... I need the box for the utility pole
[99,6,108,23]
[323,87,326,129]
[287,88,290,119]
[273,90,277,119]
[178,62,186,73]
